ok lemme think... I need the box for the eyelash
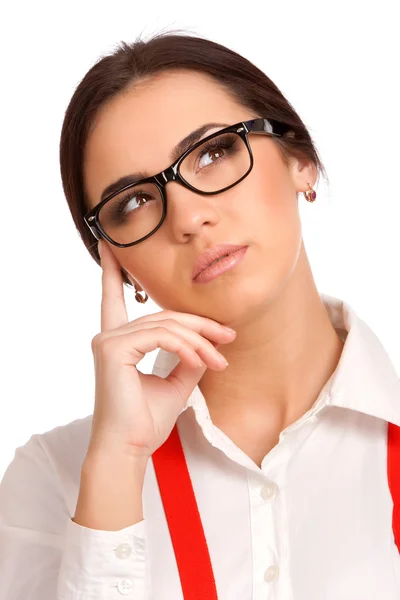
[111,188,150,222]
[198,135,236,159]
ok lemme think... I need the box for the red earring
[303,183,317,202]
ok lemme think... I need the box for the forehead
[83,70,251,207]
[90,69,243,138]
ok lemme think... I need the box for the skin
[83,69,344,467]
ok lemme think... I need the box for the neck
[198,243,345,438]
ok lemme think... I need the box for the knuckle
[157,317,176,328]
[102,291,124,304]
[152,325,168,335]
[91,333,104,352]
[92,334,116,356]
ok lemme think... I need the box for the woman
[1,31,400,600]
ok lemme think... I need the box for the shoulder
[1,415,94,522]
[33,413,93,470]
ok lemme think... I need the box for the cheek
[117,246,178,302]
[242,168,303,290]
[244,161,300,244]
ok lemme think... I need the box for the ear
[289,156,318,195]
[120,267,134,286]
[121,266,143,290]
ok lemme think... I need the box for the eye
[196,135,238,172]
[198,145,226,168]
[110,190,152,224]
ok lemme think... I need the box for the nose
[164,181,220,241]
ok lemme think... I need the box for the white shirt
[1,293,400,600]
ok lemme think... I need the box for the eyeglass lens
[97,131,250,245]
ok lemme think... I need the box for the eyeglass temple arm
[245,118,290,138]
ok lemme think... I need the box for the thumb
[165,359,208,409]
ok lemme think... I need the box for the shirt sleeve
[0,434,149,600]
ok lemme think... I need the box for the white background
[1,0,399,478]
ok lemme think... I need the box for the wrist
[75,452,147,530]
[85,436,151,465]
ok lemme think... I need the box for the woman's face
[83,69,316,324]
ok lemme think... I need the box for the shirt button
[115,542,132,559]
[117,578,134,594]
[260,481,279,501]
[264,565,280,582]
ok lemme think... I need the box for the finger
[110,326,210,371]
[113,327,212,416]
[100,309,235,339]
[99,240,129,332]
[100,317,233,367]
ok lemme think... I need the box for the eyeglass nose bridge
[155,164,180,187]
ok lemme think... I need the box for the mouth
[192,243,248,280]
[193,246,248,283]
[208,255,230,266]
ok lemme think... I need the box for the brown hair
[59,30,328,287]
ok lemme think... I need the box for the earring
[303,183,317,203]
[134,284,148,304]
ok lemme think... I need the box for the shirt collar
[151,294,400,427]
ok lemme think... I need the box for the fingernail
[222,326,236,334]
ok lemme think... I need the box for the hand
[86,240,236,460]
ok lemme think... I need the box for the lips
[192,244,248,280]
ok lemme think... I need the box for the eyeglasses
[84,117,291,248]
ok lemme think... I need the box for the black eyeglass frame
[83,117,291,248]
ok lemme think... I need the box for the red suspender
[152,423,219,599]
[152,420,400,599]
[388,421,400,552]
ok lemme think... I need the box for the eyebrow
[99,121,230,202]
